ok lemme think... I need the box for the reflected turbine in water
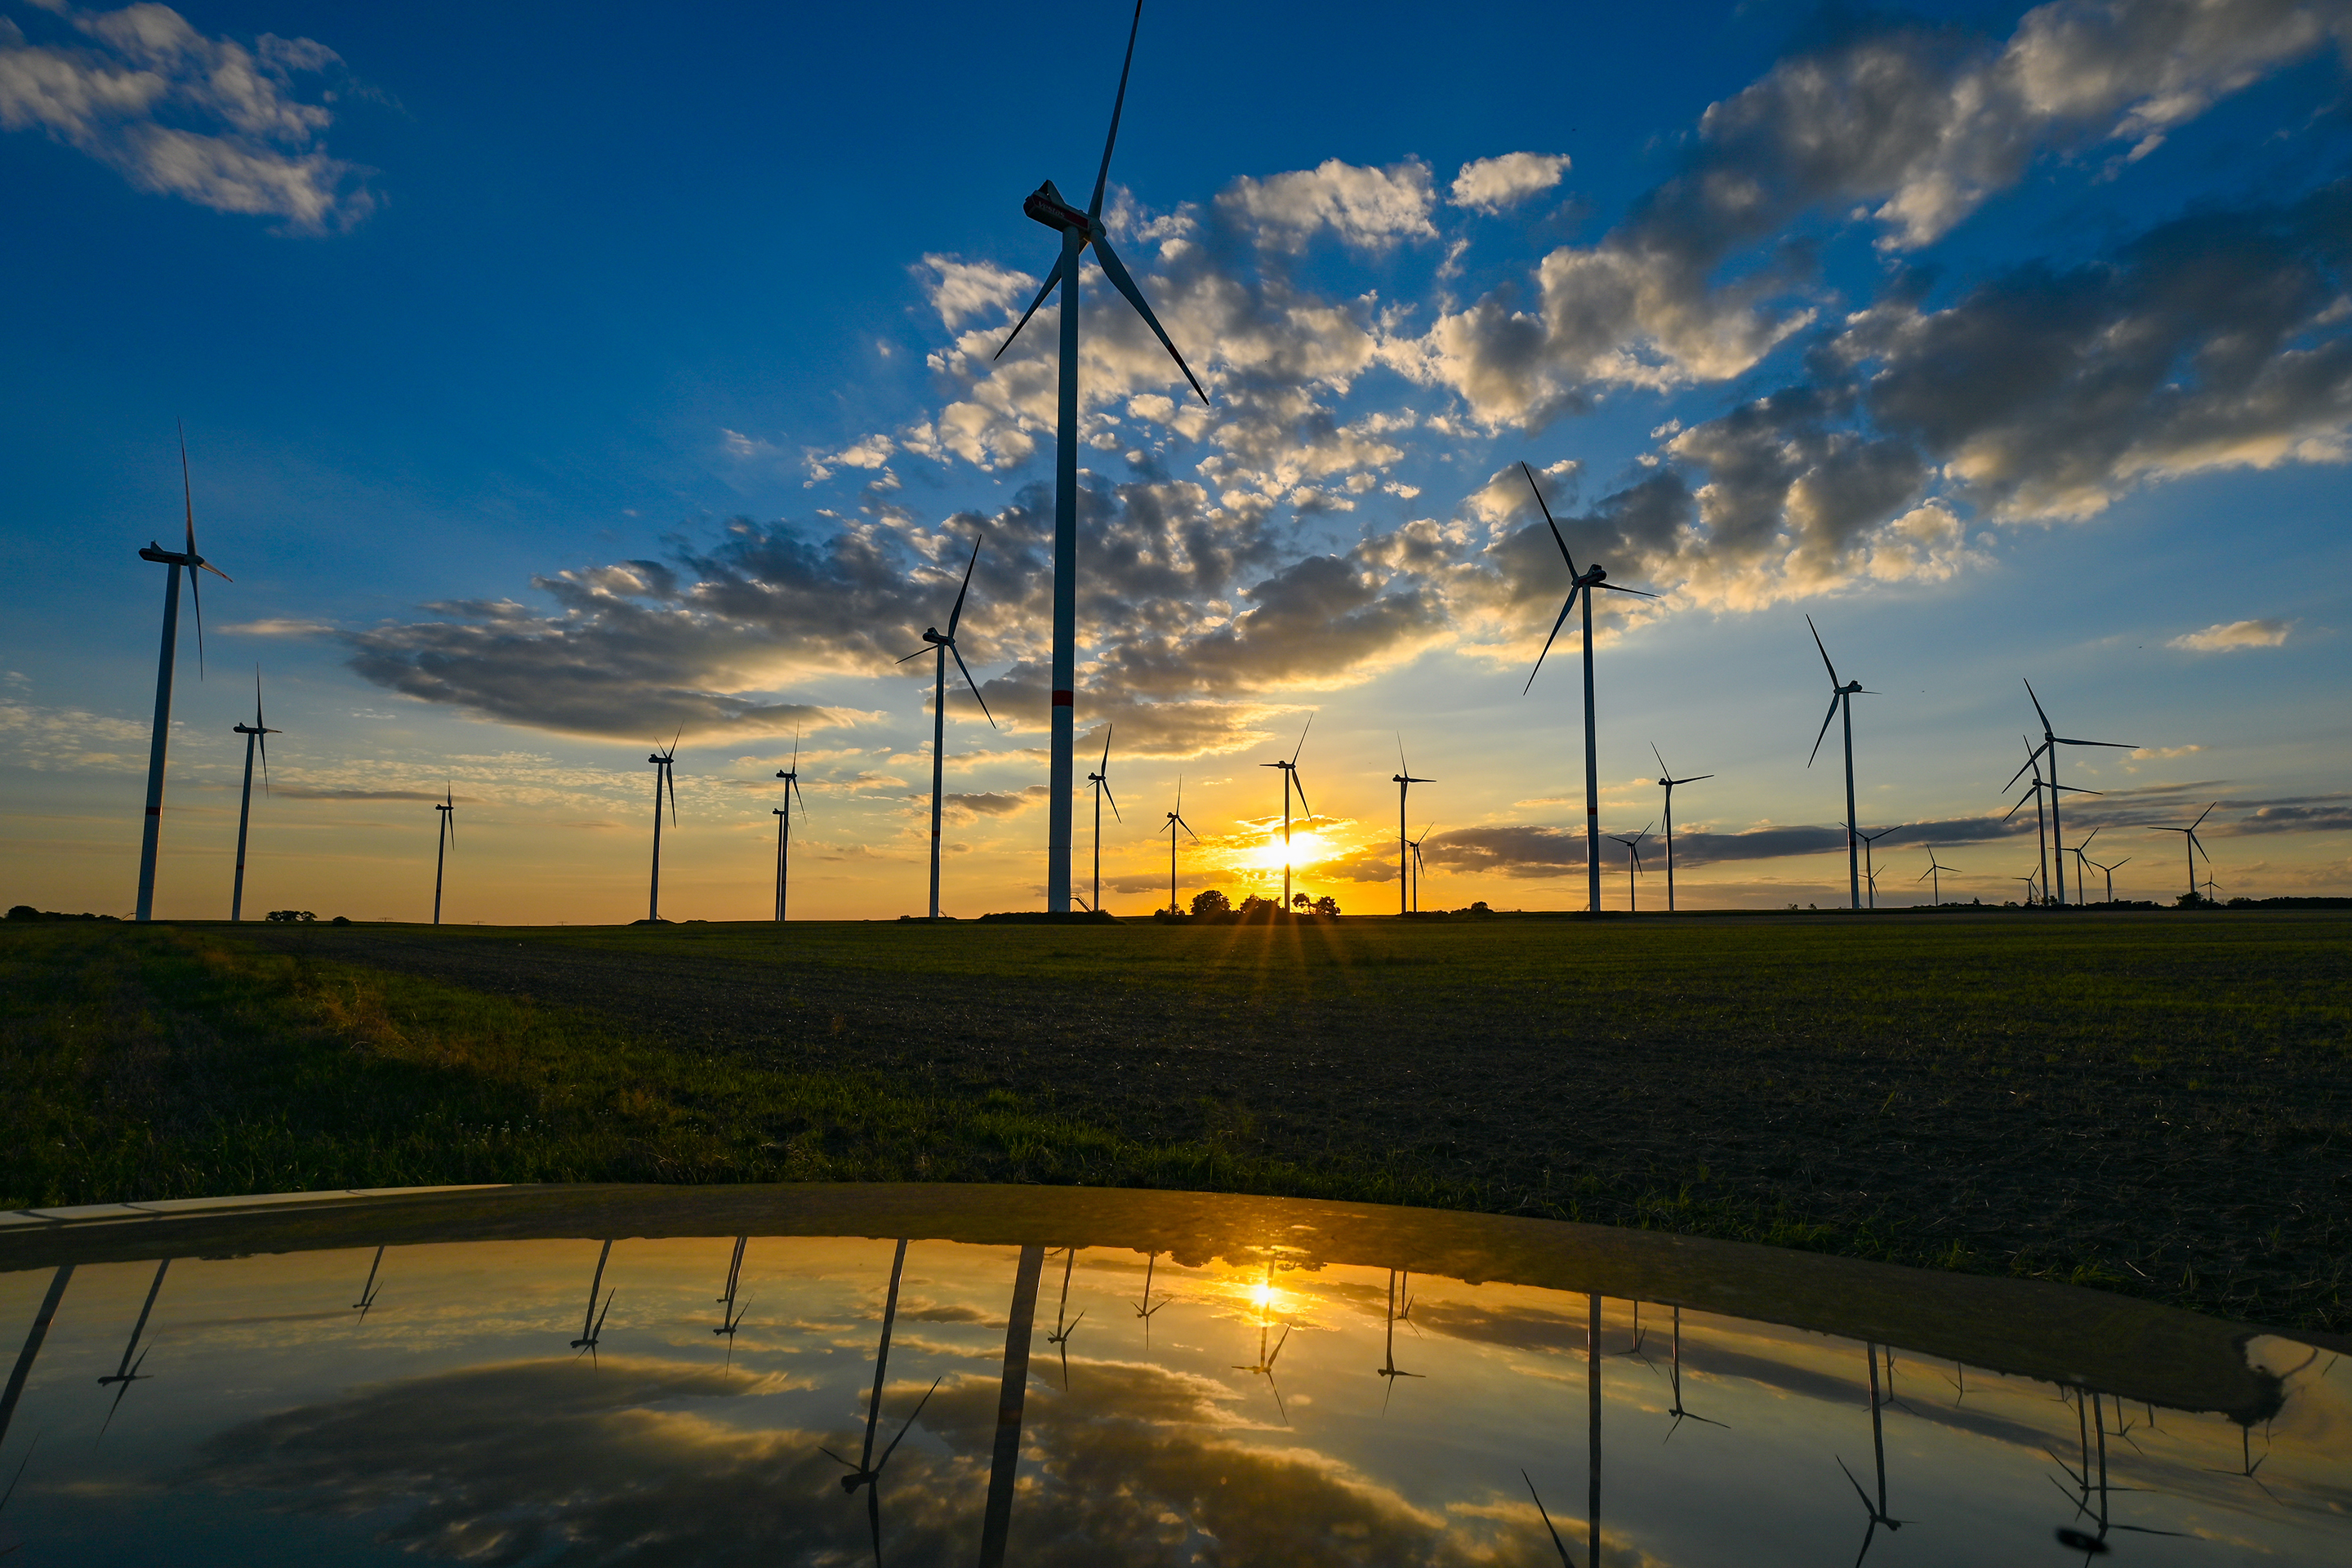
[1662,1306,1725,1440]
[820,1238,941,1566]
[1836,1342,1909,1564]
[1615,1300,1655,1372]
[1374,1269,1422,1413]
[0,1267,74,1461]
[1586,1294,1602,1568]
[978,1243,1045,1568]
[96,1260,170,1437]
[570,1241,615,1363]
[351,1246,385,1322]
[714,1236,751,1370]
[1233,1263,1293,1423]
[1131,1252,1169,1346]
[2052,1388,2189,1557]
[1043,1248,1085,1389]
[1521,1469,1580,1566]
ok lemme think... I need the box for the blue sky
[4,0,2348,921]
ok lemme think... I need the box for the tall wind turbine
[1085,726,1120,913]
[1260,717,1314,911]
[1161,777,1196,915]
[1610,824,1651,912]
[2155,803,2216,904]
[1847,823,1901,911]
[1804,617,1872,910]
[646,733,680,921]
[134,426,233,922]
[2004,732,2102,906]
[1406,823,1434,913]
[899,532,996,920]
[1391,737,1433,916]
[1521,463,1661,915]
[773,736,808,923]
[2010,680,2133,906]
[228,669,279,922]
[993,0,1209,914]
[1651,745,1712,913]
[1917,848,1960,906]
[431,784,455,924]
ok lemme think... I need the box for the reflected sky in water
[0,1234,2343,1566]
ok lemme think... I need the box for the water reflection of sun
[1242,829,1329,871]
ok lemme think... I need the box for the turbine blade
[1090,231,1209,404]
[1806,614,1839,686]
[1597,581,1660,599]
[994,258,1065,361]
[2191,802,2216,830]
[188,555,207,678]
[179,420,196,558]
[1087,0,1146,221]
[2022,677,2053,734]
[1290,770,1311,822]
[1523,586,1582,695]
[896,645,933,664]
[950,644,998,729]
[1651,742,1668,776]
[1100,723,1113,773]
[258,728,270,794]
[1103,781,1120,822]
[947,531,983,638]
[1518,461,1579,573]
[1290,713,1312,765]
[2053,737,2135,749]
[1807,693,1840,766]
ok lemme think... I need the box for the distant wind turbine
[1232,1264,1293,1423]
[1662,1304,1726,1440]
[352,1246,386,1321]
[822,1237,941,1565]
[228,669,279,923]
[1521,463,1662,915]
[899,531,996,920]
[1044,1248,1086,1388]
[2084,852,2131,906]
[1836,1342,1909,1563]
[1609,824,1651,912]
[1261,717,1314,911]
[1650,746,1712,913]
[1917,849,1961,906]
[645,733,680,921]
[773,734,808,923]
[2010,680,2133,906]
[135,425,233,922]
[431,784,455,925]
[96,1259,169,1437]
[1084,728,1120,914]
[994,0,1208,915]
[571,1240,616,1363]
[1805,617,1873,911]
[1375,1268,1423,1413]
[1161,779,1197,916]
[1392,738,1433,916]
[1406,823,1434,913]
[2154,803,2216,905]
[1846,824,1902,911]
[1132,1252,1169,1344]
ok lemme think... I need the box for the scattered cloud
[1448,152,1570,213]
[220,617,333,637]
[0,2,376,232]
[2169,618,2293,652]
[1221,158,1438,252]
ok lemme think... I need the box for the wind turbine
[645,733,680,921]
[2085,852,2131,906]
[228,669,279,922]
[773,735,808,923]
[822,1238,942,1566]
[1132,1253,1169,1344]
[899,531,996,920]
[1084,728,1120,914]
[1043,1248,1086,1388]
[1374,1268,1423,1412]
[1847,824,1901,911]
[1392,738,1433,916]
[1917,848,1960,906]
[1,1267,74,1465]
[1804,617,1873,911]
[1406,823,1434,913]
[352,1246,386,1321]
[431,784,455,925]
[96,1259,169,1437]
[2154,804,2216,904]
[571,1240,616,1363]
[715,1236,751,1363]
[134,425,233,922]
[2011,680,2134,906]
[1521,463,1662,915]
[994,0,1209,914]
[1233,1262,1293,1422]
[2065,826,2104,906]
[1836,1342,1909,1563]
[1261,717,1314,911]
[1650,746,1712,913]
[1662,1304,1726,1440]
[1161,780,1197,915]
[1609,824,1651,912]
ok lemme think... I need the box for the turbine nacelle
[1023,180,1092,235]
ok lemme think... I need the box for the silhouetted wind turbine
[571,1241,615,1363]
[1044,1248,1086,1388]
[2064,826,2104,906]
[899,531,996,920]
[1650,746,1712,913]
[1917,849,1961,906]
[96,1259,169,1437]
[1084,728,1120,914]
[1609,824,1651,912]
[2085,852,2130,906]
[1406,823,1434,913]
[1662,1305,1726,1440]
[715,1236,750,1365]
[646,733,680,921]
[1805,617,1873,911]
[2011,680,2134,906]
[2052,1388,2188,1559]
[822,1238,941,1566]
[431,783,455,925]
[1160,781,1197,916]
[1837,1342,1909,1563]
[1847,824,1901,911]
[2015,866,2041,905]
[228,669,279,922]
[2154,804,2216,904]
[1233,1263,1292,1423]
[1261,718,1314,911]
[134,426,233,922]
[1522,463,1662,915]
[1133,1253,1169,1345]
[352,1247,385,1321]
[773,733,808,922]
[1375,1268,1423,1412]
[993,0,1207,915]
[1392,738,1433,916]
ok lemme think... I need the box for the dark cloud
[270,786,468,802]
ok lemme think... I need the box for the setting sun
[1244,830,1330,871]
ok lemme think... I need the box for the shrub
[265,911,318,923]
[1312,895,1340,917]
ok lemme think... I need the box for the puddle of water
[0,1224,2343,1565]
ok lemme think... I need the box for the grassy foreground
[5,912,2349,1332]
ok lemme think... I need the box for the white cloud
[1448,152,1570,212]
[2169,618,2293,651]
[0,2,374,232]
[1220,158,1437,252]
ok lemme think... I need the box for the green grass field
[5,911,2346,1331]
